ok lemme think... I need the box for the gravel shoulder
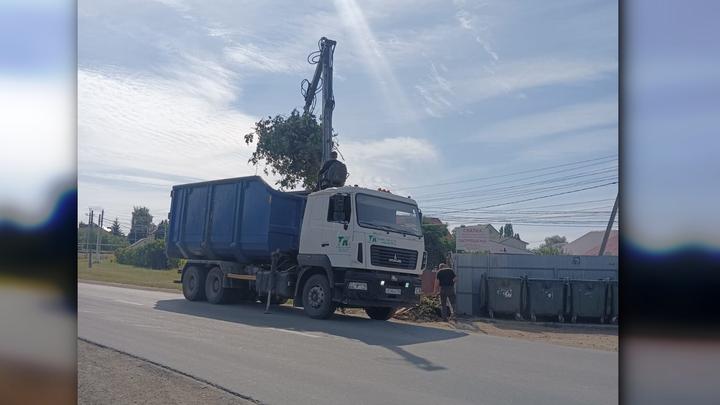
[78,340,256,405]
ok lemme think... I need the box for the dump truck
[166,176,426,320]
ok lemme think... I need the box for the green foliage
[422,219,455,270]
[78,222,129,251]
[531,235,567,255]
[115,239,179,269]
[244,109,324,190]
[394,295,443,322]
[110,218,124,237]
[544,235,567,246]
[155,219,168,240]
[532,245,564,255]
[503,223,514,238]
[128,206,154,244]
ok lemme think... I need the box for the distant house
[563,230,618,256]
[422,216,444,225]
[453,224,531,255]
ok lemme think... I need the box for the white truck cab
[299,186,426,276]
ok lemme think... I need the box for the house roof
[499,236,529,246]
[423,216,443,225]
[563,230,618,256]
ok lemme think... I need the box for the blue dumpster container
[486,276,525,320]
[527,278,568,322]
[569,280,608,323]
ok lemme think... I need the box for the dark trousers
[440,286,456,320]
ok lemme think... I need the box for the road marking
[113,299,145,306]
[267,327,321,338]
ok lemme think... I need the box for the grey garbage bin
[569,280,608,323]
[486,276,525,320]
[607,280,618,324]
[527,278,568,323]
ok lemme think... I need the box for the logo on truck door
[336,235,350,252]
[368,234,397,246]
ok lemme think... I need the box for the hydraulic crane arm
[302,37,336,166]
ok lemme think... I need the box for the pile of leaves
[393,295,444,322]
[115,239,179,270]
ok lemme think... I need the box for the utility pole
[95,209,104,258]
[599,193,619,256]
[88,209,94,268]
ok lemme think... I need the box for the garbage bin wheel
[558,314,565,323]
[612,316,618,324]
[571,315,577,323]
[488,309,494,319]
[530,313,537,322]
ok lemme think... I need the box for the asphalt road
[79,283,617,405]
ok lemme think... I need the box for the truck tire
[205,267,232,304]
[302,274,335,319]
[182,266,206,301]
[365,307,395,321]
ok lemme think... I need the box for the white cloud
[340,137,440,188]
[468,100,617,142]
[78,67,257,184]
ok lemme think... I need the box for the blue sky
[78,0,618,247]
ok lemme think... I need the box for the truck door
[321,193,352,267]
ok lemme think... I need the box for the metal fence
[454,253,618,316]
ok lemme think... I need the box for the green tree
[128,206,153,244]
[78,222,129,252]
[532,235,567,255]
[155,219,168,240]
[110,218,124,237]
[498,225,504,236]
[244,109,328,190]
[503,223,514,238]
[422,219,455,270]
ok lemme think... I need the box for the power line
[423,176,617,211]
[398,155,617,191]
[418,167,618,204]
[428,182,618,215]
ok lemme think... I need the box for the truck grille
[370,245,418,270]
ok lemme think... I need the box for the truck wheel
[182,266,206,301]
[302,274,335,319]
[205,267,231,304]
[365,307,395,321]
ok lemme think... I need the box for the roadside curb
[78,338,265,404]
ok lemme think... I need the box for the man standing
[435,263,457,321]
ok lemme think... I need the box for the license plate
[385,288,402,295]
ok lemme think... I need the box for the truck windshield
[356,194,422,237]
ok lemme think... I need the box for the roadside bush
[115,239,179,269]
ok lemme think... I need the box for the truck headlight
[380,280,385,286]
[421,251,427,270]
[414,286,422,295]
[348,281,368,291]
